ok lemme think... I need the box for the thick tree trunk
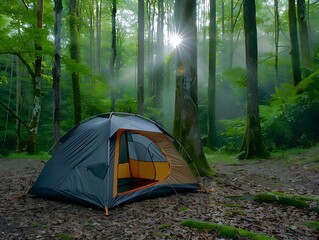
[27,0,43,154]
[240,0,268,159]
[288,0,302,86]
[70,0,81,124]
[173,0,213,177]
[137,0,144,115]
[52,0,62,150]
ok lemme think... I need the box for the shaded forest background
[0,0,319,156]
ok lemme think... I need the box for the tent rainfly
[29,113,200,214]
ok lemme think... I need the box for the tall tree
[96,0,102,74]
[137,0,144,115]
[173,0,213,176]
[27,0,44,154]
[155,0,164,110]
[207,0,218,148]
[297,0,312,70]
[70,0,82,124]
[240,0,268,159]
[274,0,280,87]
[288,0,302,86]
[52,0,62,149]
[110,0,117,111]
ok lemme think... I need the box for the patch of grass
[7,151,51,160]
[180,206,189,211]
[222,203,245,208]
[157,223,171,229]
[225,209,246,216]
[204,147,239,164]
[31,222,41,227]
[181,219,276,240]
[150,232,174,238]
[301,221,319,231]
[57,233,74,240]
[214,178,223,184]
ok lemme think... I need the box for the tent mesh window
[117,131,169,193]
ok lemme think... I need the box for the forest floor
[0,147,319,240]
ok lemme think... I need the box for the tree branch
[22,0,29,9]
[0,101,29,129]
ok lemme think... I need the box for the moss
[157,223,171,229]
[310,206,319,212]
[301,221,319,231]
[270,192,319,202]
[180,206,189,211]
[225,210,246,216]
[57,233,74,240]
[222,203,245,208]
[214,178,223,185]
[253,193,309,209]
[180,219,276,240]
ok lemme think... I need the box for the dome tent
[29,112,200,214]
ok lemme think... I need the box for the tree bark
[52,0,62,150]
[173,0,213,177]
[137,0,144,115]
[110,0,117,111]
[155,0,164,111]
[70,0,82,124]
[240,0,268,159]
[274,0,279,88]
[207,0,218,148]
[288,0,302,86]
[27,0,44,154]
[297,0,312,70]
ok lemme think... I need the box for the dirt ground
[0,147,318,240]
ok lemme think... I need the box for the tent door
[116,130,170,194]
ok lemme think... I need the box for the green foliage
[261,72,319,149]
[219,117,246,152]
[181,219,276,240]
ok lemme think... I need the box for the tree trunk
[52,0,62,150]
[274,0,279,88]
[173,0,213,177]
[288,0,302,86]
[96,0,101,74]
[137,0,144,115]
[89,1,95,74]
[297,0,312,70]
[110,0,117,111]
[207,0,218,148]
[240,0,268,159]
[155,0,164,111]
[147,0,156,98]
[70,0,82,124]
[16,59,22,151]
[27,0,44,154]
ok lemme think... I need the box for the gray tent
[29,113,200,214]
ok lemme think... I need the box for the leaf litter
[0,147,318,239]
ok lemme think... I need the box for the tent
[29,113,200,214]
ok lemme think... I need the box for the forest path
[0,147,318,239]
